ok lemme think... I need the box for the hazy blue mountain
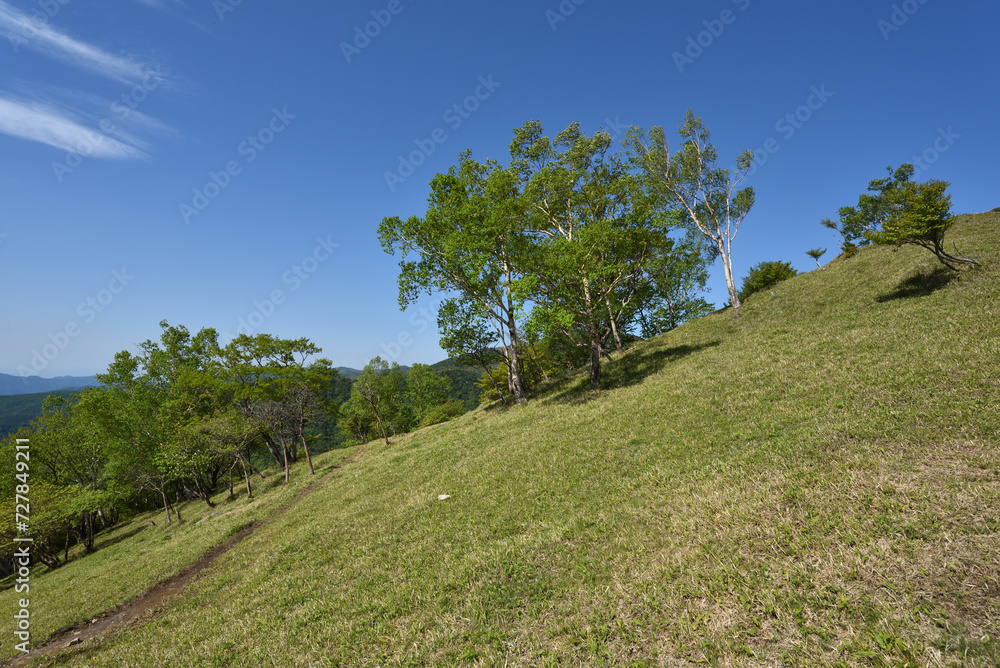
[0,373,99,396]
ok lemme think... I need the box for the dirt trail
[2,446,369,667]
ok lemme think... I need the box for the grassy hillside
[6,211,999,666]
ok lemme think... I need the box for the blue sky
[1,0,997,377]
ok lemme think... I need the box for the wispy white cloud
[0,1,150,83]
[0,95,145,159]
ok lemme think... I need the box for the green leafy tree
[352,357,407,445]
[635,236,715,336]
[379,154,532,403]
[513,120,668,388]
[820,217,865,258]
[419,399,465,428]
[94,350,185,523]
[738,261,798,303]
[337,398,376,445]
[438,298,508,404]
[843,164,978,270]
[476,364,511,405]
[405,363,452,424]
[806,247,827,268]
[627,111,755,310]
[219,333,334,480]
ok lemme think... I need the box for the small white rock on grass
[438,494,451,501]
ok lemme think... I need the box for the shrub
[418,400,466,428]
[738,261,798,303]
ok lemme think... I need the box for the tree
[336,398,376,445]
[738,261,798,303]
[635,235,715,337]
[379,154,532,403]
[513,120,668,388]
[219,333,334,481]
[405,363,452,424]
[352,357,407,445]
[806,247,827,268]
[627,110,755,310]
[437,298,508,405]
[820,217,864,258]
[94,350,185,523]
[843,164,979,271]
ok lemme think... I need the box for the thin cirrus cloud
[0,1,151,84]
[0,1,179,159]
[0,95,146,159]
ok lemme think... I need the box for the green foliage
[379,153,532,403]
[627,110,755,309]
[636,236,715,336]
[476,364,511,405]
[418,399,465,428]
[0,389,77,438]
[431,362,484,411]
[386,119,717,394]
[512,120,674,389]
[805,247,827,268]
[437,298,505,405]
[840,164,979,270]
[336,397,376,445]
[405,363,452,424]
[352,356,409,444]
[737,260,798,303]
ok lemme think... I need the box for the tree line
[379,112,748,397]
[0,322,464,571]
[381,113,978,405]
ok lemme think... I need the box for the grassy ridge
[15,212,1000,665]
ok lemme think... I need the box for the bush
[738,261,798,303]
[418,400,466,428]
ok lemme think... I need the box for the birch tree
[627,111,755,310]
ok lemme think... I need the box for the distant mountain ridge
[0,373,99,396]
[0,389,80,437]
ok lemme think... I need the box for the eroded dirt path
[2,446,369,667]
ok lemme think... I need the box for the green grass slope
[15,212,1000,666]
